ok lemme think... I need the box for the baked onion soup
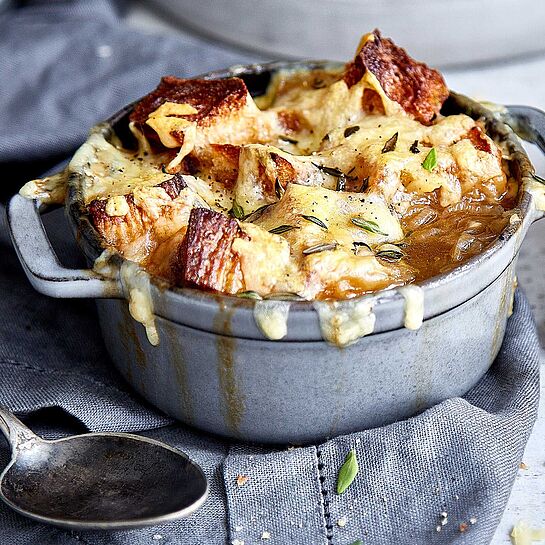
[21,30,521,344]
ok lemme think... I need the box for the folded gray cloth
[0,2,540,545]
[0,0,261,164]
[0,213,540,545]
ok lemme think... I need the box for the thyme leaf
[229,199,245,220]
[301,214,328,230]
[351,217,388,236]
[353,241,372,254]
[312,78,326,89]
[279,135,298,144]
[381,132,398,153]
[264,292,305,301]
[275,178,285,200]
[344,125,360,138]
[312,162,344,178]
[410,139,420,154]
[337,449,358,494]
[313,162,358,192]
[244,203,272,223]
[269,224,298,235]
[375,244,404,262]
[360,176,370,192]
[422,147,437,171]
[302,242,338,255]
[237,291,262,300]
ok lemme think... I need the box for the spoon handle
[0,407,39,452]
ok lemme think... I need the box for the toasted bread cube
[232,223,303,294]
[130,76,249,128]
[173,208,301,294]
[145,228,187,283]
[88,196,144,246]
[156,173,187,198]
[189,143,241,188]
[175,208,246,292]
[130,76,281,156]
[344,30,448,124]
[88,174,195,261]
[234,145,329,213]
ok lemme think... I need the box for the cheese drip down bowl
[8,60,545,443]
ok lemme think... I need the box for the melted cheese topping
[314,299,375,347]
[70,130,172,203]
[525,178,545,212]
[20,170,68,205]
[92,249,118,278]
[19,35,525,343]
[120,261,159,346]
[253,300,291,340]
[94,251,159,346]
[398,285,424,330]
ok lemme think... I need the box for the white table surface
[444,59,545,545]
[126,6,545,542]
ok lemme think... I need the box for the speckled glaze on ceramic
[7,61,544,443]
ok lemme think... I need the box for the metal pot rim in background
[143,0,545,69]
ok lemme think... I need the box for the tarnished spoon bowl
[0,408,208,530]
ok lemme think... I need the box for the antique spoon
[0,408,208,529]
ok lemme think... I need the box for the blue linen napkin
[0,2,540,544]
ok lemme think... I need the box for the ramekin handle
[504,105,545,223]
[6,194,122,299]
